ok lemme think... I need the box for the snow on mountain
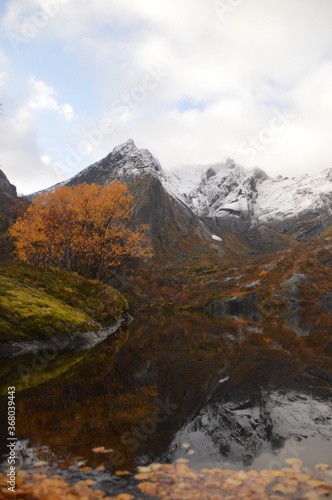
[173,159,257,218]
[255,169,332,222]
[168,158,332,230]
[69,139,167,187]
[71,139,332,239]
[31,139,332,242]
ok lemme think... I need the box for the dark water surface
[1,311,331,476]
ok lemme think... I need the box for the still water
[0,310,331,475]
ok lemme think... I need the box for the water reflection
[0,310,331,472]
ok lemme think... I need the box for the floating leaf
[92,446,113,454]
[115,470,131,476]
[285,457,303,467]
[273,483,297,494]
[315,463,330,471]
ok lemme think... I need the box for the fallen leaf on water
[150,463,162,471]
[303,491,320,500]
[285,457,303,467]
[317,487,332,496]
[282,467,297,474]
[225,477,242,487]
[78,467,93,473]
[134,473,150,480]
[34,461,48,467]
[315,463,330,471]
[116,494,134,500]
[273,483,297,494]
[92,447,113,454]
[138,481,158,496]
[296,473,311,482]
[115,470,131,476]
[137,466,152,473]
[307,479,329,488]
[83,479,96,486]
[269,470,283,477]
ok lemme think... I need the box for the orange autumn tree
[9,182,153,281]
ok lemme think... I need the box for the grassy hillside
[123,226,332,316]
[0,262,128,342]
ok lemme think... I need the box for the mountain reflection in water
[0,310,331,472]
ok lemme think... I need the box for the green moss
[0,351,89,395]
[0,262,128,342]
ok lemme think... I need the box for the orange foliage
[9,182,153,280]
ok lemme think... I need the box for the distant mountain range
[64,139,332,252]
[5,139,332,257]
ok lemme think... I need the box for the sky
[0,0,332,194]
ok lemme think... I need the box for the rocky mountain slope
[66,140,221,259]
[0,169,18,223]
[30,139,332,255]
[172,160,332,242]
[0,169,22,259]
[68,140,332,245]
[0,169,17,199]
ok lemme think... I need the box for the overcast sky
[0,0,332,194]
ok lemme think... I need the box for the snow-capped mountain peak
[32,139,332,243]
[68,139,167,187]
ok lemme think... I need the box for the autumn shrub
[9,182,153,281]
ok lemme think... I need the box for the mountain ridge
[65,139,332,245]
[14,138,332,256]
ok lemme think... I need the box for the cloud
[0,74,76,193]
[1,0,332,192]
[27,78,75,121]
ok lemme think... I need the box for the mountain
[173,160,332,243]
[31,139,332,256]
[0,170,20,259]
[67,140,220,259]
[0,169,17,199]
[0,169,18,224]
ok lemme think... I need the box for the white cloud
[27,78,75,121]
[0,75,76,193]
[1,0,332,191]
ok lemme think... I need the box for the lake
[0,310,331,488]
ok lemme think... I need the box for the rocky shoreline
[0,313,133,358]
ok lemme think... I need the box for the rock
[0,169,17,197]
[206,294,260,319]
[316,292,332,314]
[165,376,332,468]
[54,140,219,258]
[206,279,221,291]
[244,280,260,290]
[282,274,309,302]
[281,275,311,336]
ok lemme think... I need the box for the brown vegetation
[9,183,153,281]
